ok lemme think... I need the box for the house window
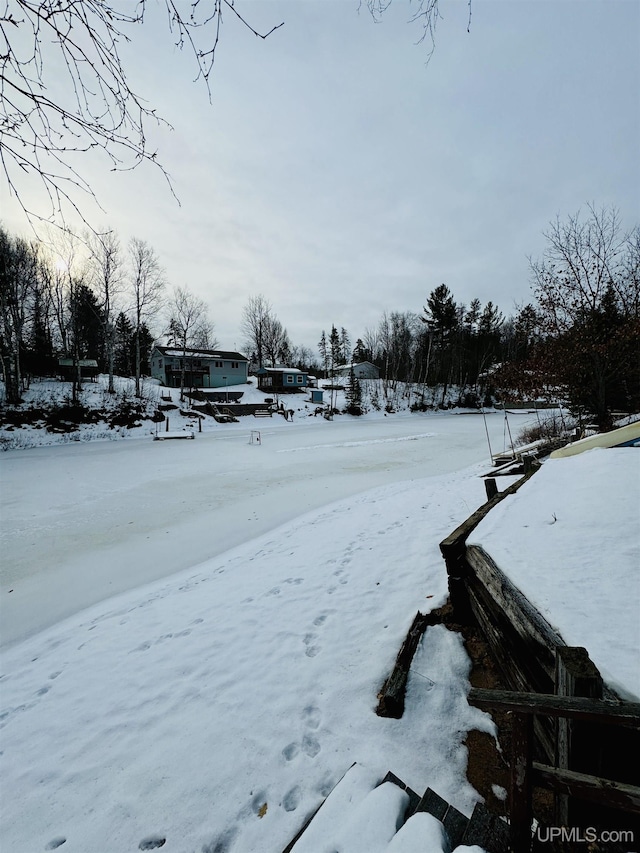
[296,375,303,384]
[286,375,294,384]
[231,361,239,369]
[214,360,223,368]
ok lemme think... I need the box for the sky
[2,0,639,354]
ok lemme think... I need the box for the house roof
[255,366,307,375]
[58,358,98,368]
[153,346,248,362]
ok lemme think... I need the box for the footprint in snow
[302,733,321,758]
[45,839,66,850]
[139,836,166,850]
[303,633,320,657]
[282,786,302,812]
[282,742,299,761]
[303,705,321,730]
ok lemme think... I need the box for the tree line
[2,206,639,428]
[0,227,215,406]
[311,206,639,426]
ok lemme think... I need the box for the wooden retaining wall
[439,468,640,841]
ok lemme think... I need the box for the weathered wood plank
[376,610,441,718]
[510,712,534,852]
[532,763,640,815]
[555,647,604,824]
[466,546,564,654]
[468,689,640,726]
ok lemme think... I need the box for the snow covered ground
[0,397,520,853]
[1,389,636,853]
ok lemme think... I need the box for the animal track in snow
[302,733,321,758]
[138,836,166,849]
[302,705,321,730]
[282,742,299,761]
[303,633,320,658]
[202,826,238,853]
[282,786,301,812]
[315,773,335,797]
[45,839,66,850]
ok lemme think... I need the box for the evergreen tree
[317,330,328,378]
[345,364,362,414]
[339,327,351,365]
[114,312,134,377]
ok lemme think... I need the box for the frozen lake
[0,410,520,647]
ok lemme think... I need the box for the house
[332,361,380,380]
[255,366,309,393]
[58,358,99,381]
[150,346,248,389]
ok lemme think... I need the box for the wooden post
[555,647,603,825]
[166,416,169,432]
[510,711,533,852]
[484,477,498,500]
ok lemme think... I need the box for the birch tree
[128,238,165,398]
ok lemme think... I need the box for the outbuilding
[255,367,309,393]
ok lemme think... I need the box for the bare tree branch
[1,1,284,230]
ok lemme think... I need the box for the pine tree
[345,364,362,415]
[317,330,328,378]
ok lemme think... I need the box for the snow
[1,395,637,852]
[469,448,640,700]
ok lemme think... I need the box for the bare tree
[241,294,272,368]
[530,205,640,427]
[1,1,284,228]
[166,285,215,400]
[88,230,123,394]
[530,205,631,335]
[263,315,290,367]
[365,0,471,60]
[0,227,37,403]
[128,238,165,397]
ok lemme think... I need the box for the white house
[332,361,380,380]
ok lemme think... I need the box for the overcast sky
[2,0,639,354]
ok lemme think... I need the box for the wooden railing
[468,688,640,851]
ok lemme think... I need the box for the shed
[309,389,324,404]
[58,358,99,380]
[255,366,309,393]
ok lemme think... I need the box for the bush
[517,412,573,446]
